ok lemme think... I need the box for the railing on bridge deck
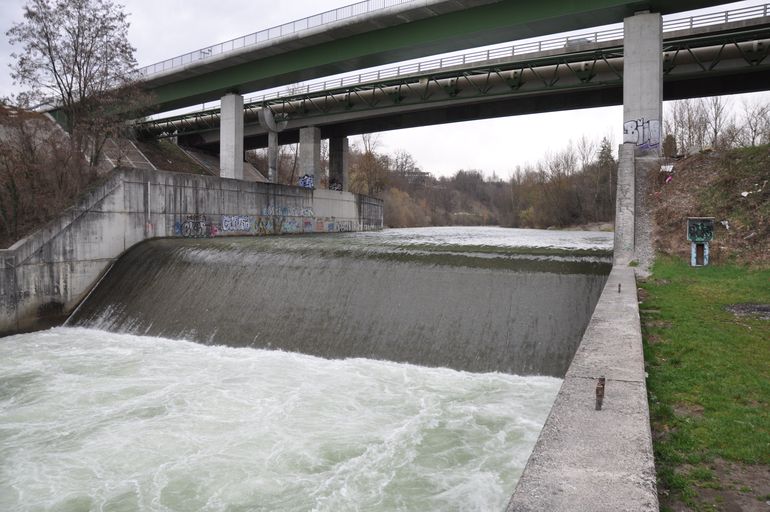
[138,0,412,77]
[135,2,770,133]
[138,2,769,81]
[248,3,770,102]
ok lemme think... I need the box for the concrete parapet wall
[0,168,382,335]
[507,266,658,512]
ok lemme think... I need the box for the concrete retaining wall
[0,167,383,335]
[507,266,658,512]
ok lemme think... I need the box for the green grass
[640,257,770,507]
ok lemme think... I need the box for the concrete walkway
[507,266,658,511]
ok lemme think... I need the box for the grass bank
[639,257,770,511]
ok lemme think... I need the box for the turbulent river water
[0,227,612,511]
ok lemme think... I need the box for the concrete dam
[2,225,665,511]
[67,229,611,377]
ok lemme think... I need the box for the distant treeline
[350,135,618,229]
[249,96,770,229]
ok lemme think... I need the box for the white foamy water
[0,328,560,512]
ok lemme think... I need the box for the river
[0,227,612,511]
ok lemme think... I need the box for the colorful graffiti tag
[298,174,314,189]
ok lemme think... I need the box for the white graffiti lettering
[221,215,252,232]
[623,118,660,149]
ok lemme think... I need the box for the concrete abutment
[0,168,383,336]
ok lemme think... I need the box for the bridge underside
[154,27,770,151]
[142,0,727,113]
[178,66,770,151]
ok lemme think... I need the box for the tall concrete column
[268,131,278,183]
[614,143,636,266]
[617,12,662,273]
[220,93,244,180]
[299,126,321,188]
[623,12,662,156]
[329,136,349,191]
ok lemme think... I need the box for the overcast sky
[2,0,769,177]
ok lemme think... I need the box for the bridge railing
[231,3,769,106]
[139,2,770,127]
[138,0,412,77]
[664,3,769,31]
[139,2,770,80]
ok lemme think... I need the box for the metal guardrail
[141,2,770,125]
[139,2,769,80]
[233,3,770,105]
[138,0,413,77]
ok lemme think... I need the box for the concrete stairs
[99,138,157,172]
[178,146,268,183]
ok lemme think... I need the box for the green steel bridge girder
[144,0,728,112]
[138,25,770,145]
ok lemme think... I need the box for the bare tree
[739,99,770,147]
[0,105,84,246]
[576,135,597,171]
[666,99,708,154]
[350,134,388,196]
[7,0,145,172]
[704,96,729,149]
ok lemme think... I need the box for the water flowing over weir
[1,228,614,510]
[68,228,611,377]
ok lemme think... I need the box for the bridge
[133,2,769,201]
[124,2,770,509]
[139,5,770,153]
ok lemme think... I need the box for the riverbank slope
[641,144,770,511]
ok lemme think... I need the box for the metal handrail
[233,3,770,106]
[139,2,769,79]
[138,0,413,77]
[142,2,770,124]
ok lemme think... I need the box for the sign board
[687,217,714,243]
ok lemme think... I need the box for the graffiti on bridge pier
[623,117,661,149]
[298,174,314,189]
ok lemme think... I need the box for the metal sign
[687,217,714,242]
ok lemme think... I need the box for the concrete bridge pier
[615,11,662,272]
[299,126,321,188]
[268,131,278,182]
[329,137,350,191]
[220,93,244,180]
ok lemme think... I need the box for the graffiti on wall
[172,213,360,238]
[256,217,273,235]
[260,206,314,217]
[175,214,217,238]
[298,174,314,189]
[623,118,661,149]
[331,220,354,232]
[281,219,301,233]
[221,215,251,232]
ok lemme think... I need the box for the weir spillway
[68,228,611,377]
[1,227,624,510]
